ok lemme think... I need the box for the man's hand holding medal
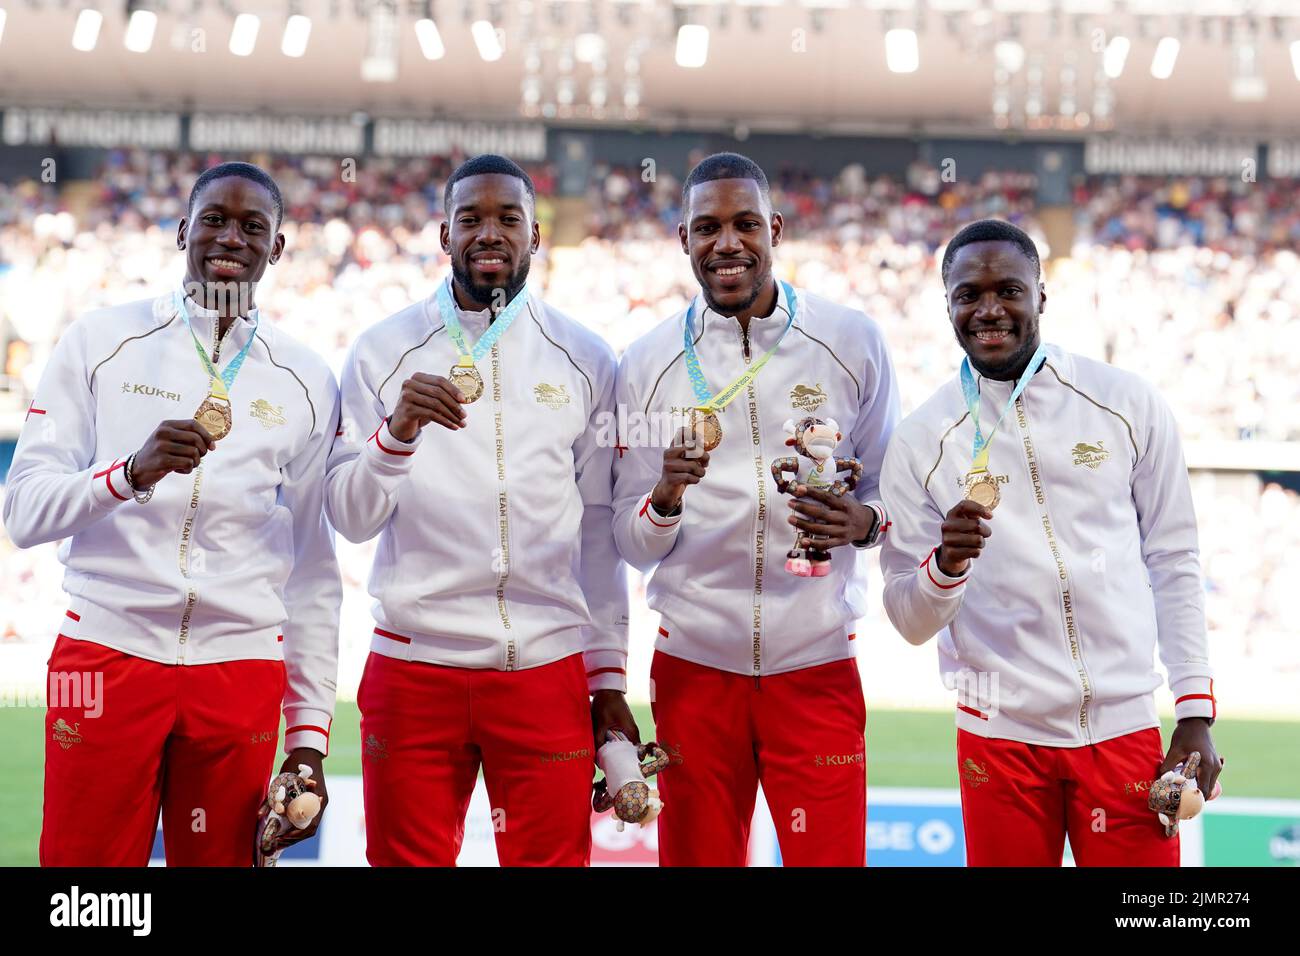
[937,500,994,578]
[389,373,469,439]
[650,427,711,517]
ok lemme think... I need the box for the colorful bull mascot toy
[1147,751,1222,837]
[592,730,671,830]
[255,764,322,867]
[772,416,870,576]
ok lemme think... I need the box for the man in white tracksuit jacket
[3,163,342,866]
[615,153,898,866]
[880,218,1221,866]
[325,155,633,866]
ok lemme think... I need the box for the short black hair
[188,162,284,228]
[941,218,1041,284]
[681,152,771,215]
[443,154,536,215]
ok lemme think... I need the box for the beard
[699,266,770,317]
[451,255,532,312]
[960,315,1042,380]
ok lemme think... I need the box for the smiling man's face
[679,177,783,317]
[178,176,283,313]
[441,173,539,309]
[945,240,1046,380]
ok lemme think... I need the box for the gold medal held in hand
[449,362,484,404]
[194,394,232,441]
[689,408,723,452]
[194,375,234,441]
[963,470,1000,511]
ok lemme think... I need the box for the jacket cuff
[1171,677,1216,722]
[585,649,628,694]
[918,547,968,598]
[90,457,132,508]
[363,419,421,474]
[283,708,333,757]
[637,493,682,537]
[851,501,890,550]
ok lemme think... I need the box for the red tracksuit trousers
[650,650,867,867]
[41,633,285,867]
[358,649,594,866]
[957,727,1180,866]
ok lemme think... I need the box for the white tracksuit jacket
[613,284,900,677]
[2,292,343,755]
[323,286,630,692]
[880,344,1215,747]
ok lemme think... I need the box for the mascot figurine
[1147,751,1223,837]
[592,730,672,831]
[254,764,323,867]
[772,416,864,577]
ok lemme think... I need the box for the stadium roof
[0,0,1297,136]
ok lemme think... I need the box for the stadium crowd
[1,150,1297,692]
[3,149,1297,440]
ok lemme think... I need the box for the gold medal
[450,365,484,404]
[195,395,233,441]
[964,471,1000,511]
[689,408,723,451]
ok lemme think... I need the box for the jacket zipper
[738,319,765,679]
[174,312,233,661]
[488,341,516,665]
[1015,394,1095,742]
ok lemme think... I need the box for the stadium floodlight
[230,14,260,57]
[281,15,311,58]
[574,32,605,64]
[676,24,709,68]
[1102,35,1129,79]
[471,20,503,61]
[72,9,103,51]
[415,18,445,60]
[124,9,157,53]
[1292,40,1300,82]
[885,29,919,74]
[994,39,1025,73]
[1150,37,1178,79]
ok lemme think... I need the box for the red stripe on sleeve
[586,667,626,678]
[957,704,988,721]
[922,550,966,590]
[639,496,679,528]
[371,424,414,457]
[65,610,81,622]
[285,724,330,739]
[101,459,129,501]
[657,626,670,638]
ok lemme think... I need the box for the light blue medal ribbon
[174,290,259,400]
[682,280,798,412]
[434,275,531,367]
[959,342,1047,472]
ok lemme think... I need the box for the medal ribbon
[434,275,530,368]
[682,280,797,413]
[959,342,1047,473]
[174,290,259,401]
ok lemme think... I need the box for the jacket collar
[689,279,801,333]
[173,287,260,345]
[423,278,536,335]
[965,341,1064,395]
